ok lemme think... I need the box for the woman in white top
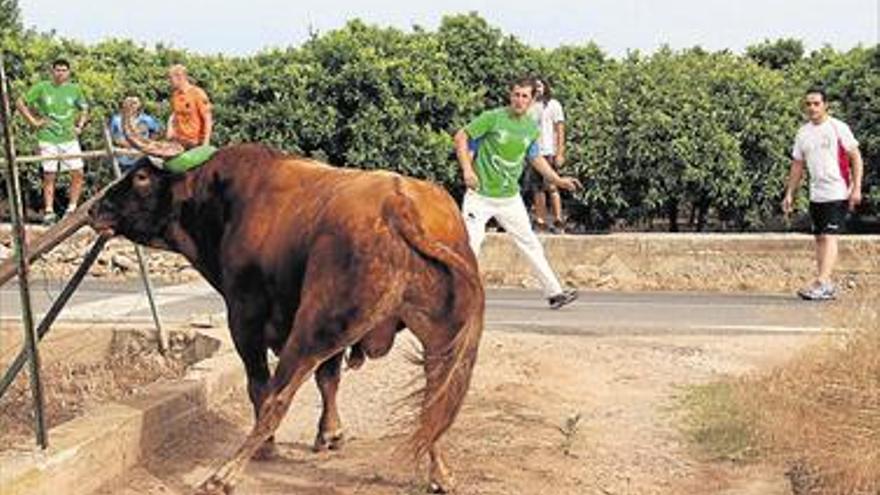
[527,78,567,233]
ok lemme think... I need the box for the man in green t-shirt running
[16,58,89,224]
[453,76,582,309]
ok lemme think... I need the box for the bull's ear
[132,169,153,197]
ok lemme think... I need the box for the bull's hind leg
[196,352,324,495]
[313,352,345,452]
[400,260,483,494]
[417,330,458,494]
[405,310,482,494]
[313,318,401,452]
[196,328,353,494]
[195,268,405,494]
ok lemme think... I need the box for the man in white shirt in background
[783,87,864,301]
[528,77,567,233]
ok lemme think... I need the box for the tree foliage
[1,14,877,230]
[746,38,804,70]
[0,0,21,37]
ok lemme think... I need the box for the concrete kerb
[0,331,244,495]
[479,232,880,292]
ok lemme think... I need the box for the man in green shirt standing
[16,58,89,224]
[453,76,581,309]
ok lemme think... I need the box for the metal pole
[0,147,141,165]
[0,235,109,397]
[0,52,48,448]
[102,125,168,355]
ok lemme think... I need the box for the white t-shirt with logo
[791,117,859,202]
[529,99,565,156]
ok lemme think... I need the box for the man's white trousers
[461,190,563,297]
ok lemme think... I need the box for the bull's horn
[121,96,185,160]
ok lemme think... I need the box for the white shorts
[38,141,85,173]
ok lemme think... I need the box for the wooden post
[0,52,48,448]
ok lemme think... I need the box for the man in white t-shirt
[783,87,864,300]
[526,78,567,233]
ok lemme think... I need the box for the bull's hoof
[193,475,233,495]
[251,440,278,461]
[312,430,345,452]
[428,467,454,493]
[428,479,453,494]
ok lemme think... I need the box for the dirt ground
[0,325,198,450]
[95,328,817,495]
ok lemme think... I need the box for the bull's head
[88,159,177,249]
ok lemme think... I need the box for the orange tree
[1,13,876,230]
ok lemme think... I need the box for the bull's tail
[382,179,485,461]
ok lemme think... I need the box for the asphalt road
[0,278,831,336]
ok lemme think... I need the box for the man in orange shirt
[166,64,213,149]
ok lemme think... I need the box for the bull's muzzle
[87,203,116,238]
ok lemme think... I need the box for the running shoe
[548,288,579,309]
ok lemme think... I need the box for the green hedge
[1,13,877,231]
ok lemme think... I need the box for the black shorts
[809,200,848,235]
[524,155,559,193]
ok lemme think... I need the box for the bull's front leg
[313,352,346,452]
[227,297,276,461]
[248,373,277,461]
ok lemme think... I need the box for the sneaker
[797,282,836,301]
[550,218,565,234]
[548,288,578,309]
[42,212,58,225]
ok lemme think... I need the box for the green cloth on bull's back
[164,145,218,173]
[24,81,88,144]
[465,108,539,198]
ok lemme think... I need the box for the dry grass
[737,289,880,494]
[679,381,758,464]
[681,287,879,493]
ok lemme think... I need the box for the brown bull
[89,144,484,494]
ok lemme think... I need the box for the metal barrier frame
[1,49,47,449]
[0,52,167,449]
